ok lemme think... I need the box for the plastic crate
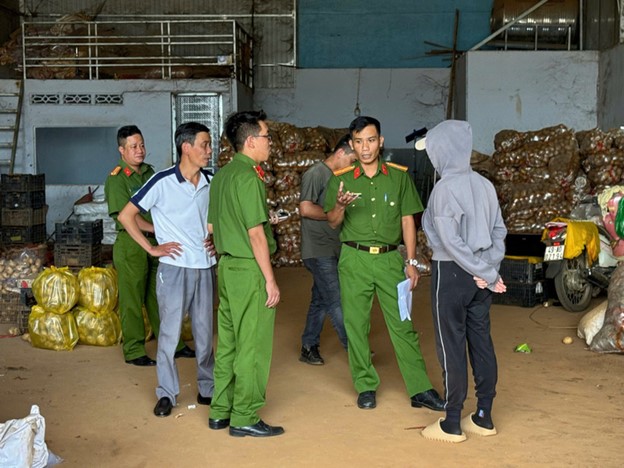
[1,207,47,226]
[55,219,103,245]
[1,190,46,209]
[54,243,102,268]
[505,233,546,257]
[17,288,35,334]
[492,281,545,308]
[499,257,544,284]
[1,174,45,192]
[18,308,30,334]
[0,292,28,325]
[0,224,46,244]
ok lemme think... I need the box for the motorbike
[542,195,621,312]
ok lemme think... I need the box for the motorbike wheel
[553,253,593,312]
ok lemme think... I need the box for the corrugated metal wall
[18,0,295,88]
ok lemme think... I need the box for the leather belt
[119,229,156,239]
[344,241,398,255]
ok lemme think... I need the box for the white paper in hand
[397,278,412,321]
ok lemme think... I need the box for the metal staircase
[0,80,23,175]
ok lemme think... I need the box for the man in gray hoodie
[419,120,507,443]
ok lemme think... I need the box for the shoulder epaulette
[386,162,408,172]
[333,165,356,176]
[110,166,122,176]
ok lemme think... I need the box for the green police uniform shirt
[324,160,423,245]
[105,159,155,231]
[209,152,276,258]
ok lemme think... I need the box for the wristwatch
[405,258,419,266]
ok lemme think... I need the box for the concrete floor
[0,267,623,467]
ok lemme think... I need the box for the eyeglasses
[254,134,272,141]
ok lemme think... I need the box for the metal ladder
[0,80,24,175]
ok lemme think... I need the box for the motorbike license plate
[544,245,565,261]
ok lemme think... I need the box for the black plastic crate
[18,308,30,334]
[505,233,546,257]
[55,219,103,245]
[0,224,46,244]
[1,190,46,209]
[1,174,45,192]
[499,257,544,284]
[54,243,102,268]
[0,292,23,324]
[492,281,545,308]
[1,207,47,226]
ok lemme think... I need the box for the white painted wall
[598,43,624,129]
[254,69,450,149]
[457,50,600,155]
[2,78,238,235]
[254,53,601,157]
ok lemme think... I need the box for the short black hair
[333,134,353,154]
[349,116,381,136]
[174,122,210,157]
[117,125,142,146]
[224,110,268,151]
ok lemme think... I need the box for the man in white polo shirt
[118,122,217,417]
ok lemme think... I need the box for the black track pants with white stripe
[430,260,498,413]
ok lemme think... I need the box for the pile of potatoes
[0,245,45,294]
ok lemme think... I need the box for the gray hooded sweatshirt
[422,120,507,288]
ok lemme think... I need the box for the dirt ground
[1,266,623,468]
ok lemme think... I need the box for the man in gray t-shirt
[299,135,356,365]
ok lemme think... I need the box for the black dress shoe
[125,355,156,366]
[229,420,285,437]
[154,397,173,417]
[174,346,196,359]
[357,390,376,409]
[197,393,212,405]
[410,389,445,411]
[208,418,230,430]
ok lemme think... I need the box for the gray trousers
[155,262,215,405]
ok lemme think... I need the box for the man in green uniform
[325,115,445,411]
[105,125,194,366]
[208,110,284,438]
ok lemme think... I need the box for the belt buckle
[369,246,380,255]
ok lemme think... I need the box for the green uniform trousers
[113,231,184,360]
[210,255,276,427]
[338,245,433,396]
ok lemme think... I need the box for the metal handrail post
[232,22,238,82]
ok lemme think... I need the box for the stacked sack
[28,266,121,350]
[577,128,624,193]
[484,125,580,233]
[218,120,348,267]
[73,267,121,347]
[473,125,624,234]
[29,267,80,351]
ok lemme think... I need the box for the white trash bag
[0,405,62,467]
